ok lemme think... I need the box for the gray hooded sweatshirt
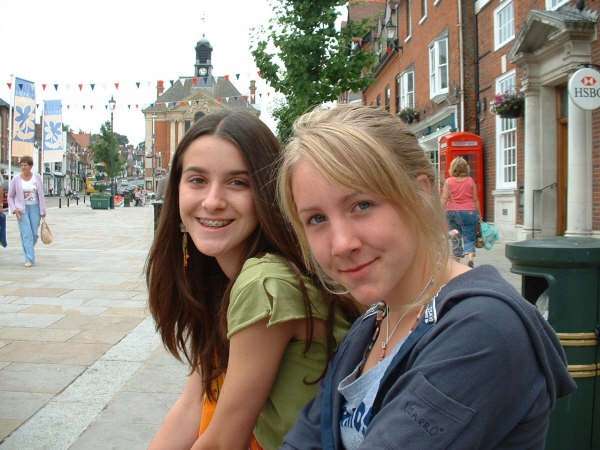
[281,265,576,449]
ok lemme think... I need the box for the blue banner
[43,100,64,157]
[12,77,36,157]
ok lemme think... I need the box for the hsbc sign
[568,67,600,110]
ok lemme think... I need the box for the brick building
[142,36,259,191]
[352,0,599,239]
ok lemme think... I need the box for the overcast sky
[0,0,279,144]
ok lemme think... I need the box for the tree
[251,0,376,141]
[90,121,125,182]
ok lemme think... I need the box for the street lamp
[152,114,156,192]
[108,96,116,209]
[385,15,401,53]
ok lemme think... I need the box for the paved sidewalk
[0,197,521,449]
[0,198,188,450]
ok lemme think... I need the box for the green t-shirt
[227,253,351,450]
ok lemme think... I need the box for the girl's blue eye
[356,201,372,211]
[308,214,326,225]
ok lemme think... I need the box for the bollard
[58,198,61,208]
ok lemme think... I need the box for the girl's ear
[416,174,432,194]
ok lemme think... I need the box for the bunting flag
[12,77,36,157]
[42,100,64,163]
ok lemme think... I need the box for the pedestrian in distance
[440,156,482,267]
[276,104,576,450]
[7,156,47,267]
[0,180,7,248]
[145,110,360,450]
[155,169,169,201]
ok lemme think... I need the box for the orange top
[199,374,263,450]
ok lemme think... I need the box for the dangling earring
[181,224,190,270]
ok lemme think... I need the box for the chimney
[157,80,164,98]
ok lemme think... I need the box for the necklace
[379,275,434,360]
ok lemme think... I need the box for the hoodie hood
[434,264,577,405]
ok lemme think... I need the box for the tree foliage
[251,0,376,141]
[90,121,125,180]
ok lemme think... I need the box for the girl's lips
[338,259,375,277]
[198,218,233,228]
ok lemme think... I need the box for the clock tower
[194,36,213,78]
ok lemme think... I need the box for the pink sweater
[7,173,47,215]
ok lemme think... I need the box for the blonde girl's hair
[449,156,470,177]
[277,104,449,296]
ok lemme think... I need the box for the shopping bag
[40,218,54,245]
[480,221,499,250]
[449,229,464,258]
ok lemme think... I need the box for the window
[395,75,401,112]
[429,38,448,97]
[496,71,517,188]
[405,0,412,40]
[494,1,514,49]
[385,85,392,111]
[546,0,569,9]
[399,70,415,109]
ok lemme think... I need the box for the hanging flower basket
[490,91,524,118]
[398,107,420,124]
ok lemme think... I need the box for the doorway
[556,87,567,235]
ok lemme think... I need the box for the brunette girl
[146,110,358,450]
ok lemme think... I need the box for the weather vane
[200,12,207,38]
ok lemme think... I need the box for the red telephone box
[439,131,485,219]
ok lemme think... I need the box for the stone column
[565,97,592,236]
[521,87,541,239]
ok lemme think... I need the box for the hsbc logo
[581,76,597,86]
[569,68,600,110]
[573,87,600,97]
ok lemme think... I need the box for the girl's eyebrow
[182,166,249,176]
[296,191,363,214]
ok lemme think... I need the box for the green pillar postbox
[506,237,600,450]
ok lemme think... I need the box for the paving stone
[0,363,85,394]
[0,327,79,342]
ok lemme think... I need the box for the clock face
[199,67,207,76]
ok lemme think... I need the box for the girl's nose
[201,184,226,210]
[330,220,361,257]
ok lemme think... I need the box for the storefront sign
[568,67,600,110]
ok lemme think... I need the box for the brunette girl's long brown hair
[145,110,359,400]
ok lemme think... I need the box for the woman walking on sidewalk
[145,110,359,449]
[441,156,482,267]
[8,156,47,267]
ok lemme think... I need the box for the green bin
[506,237,600,450]
[90,193,110,210]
